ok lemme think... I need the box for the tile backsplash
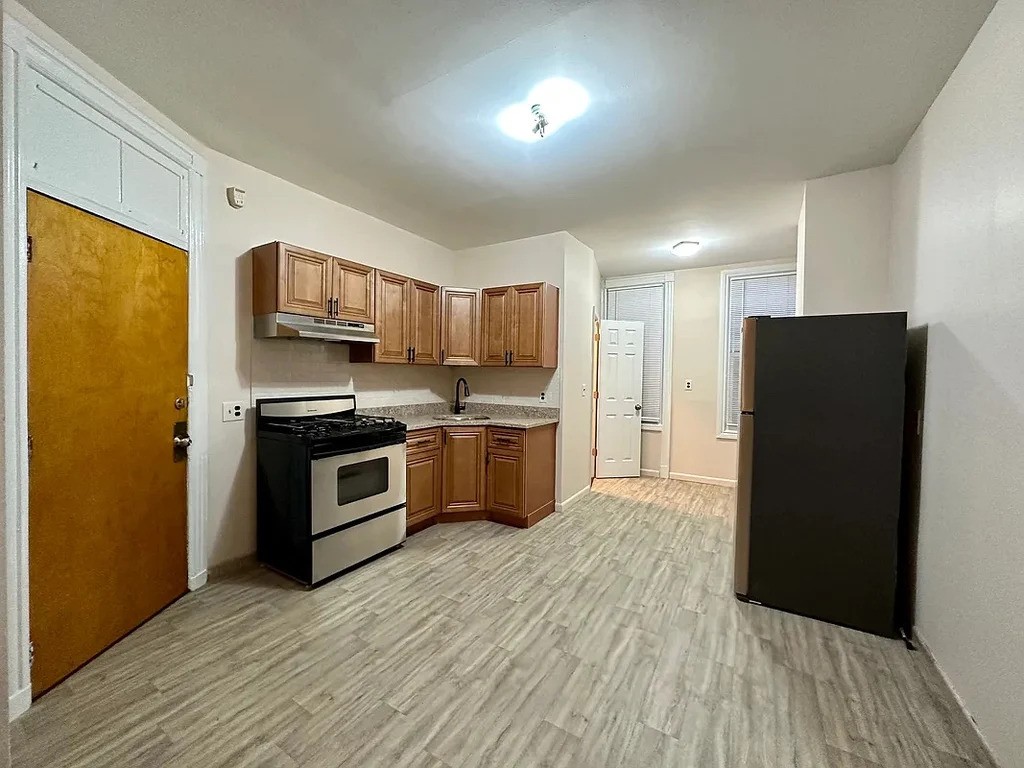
[250,339,562,409]
[250,339,450,408]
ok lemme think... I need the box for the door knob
[634,404,642,412]
[173,421,191,462]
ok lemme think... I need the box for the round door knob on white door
[634,404,642,412]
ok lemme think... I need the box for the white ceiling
[20,0,994,275]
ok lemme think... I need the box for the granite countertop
[359,402,559,432]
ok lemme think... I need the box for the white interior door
[596,320,644,478]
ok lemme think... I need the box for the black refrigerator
[734,312,907,637]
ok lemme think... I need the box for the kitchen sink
[431,414,490,422]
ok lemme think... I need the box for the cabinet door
[487,449,524,516]
[410,280,441,365]
[279,245,331,317]
[442,428,487,512]
[441,288,480,366]
[331,258,375,323]
[510,283,545,366]
[480,287,511,366]
[406,449,442,529]
[374,271,412,363]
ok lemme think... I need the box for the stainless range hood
[254,313,380,344]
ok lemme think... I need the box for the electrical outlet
[222,401,245,422]
[539,391,546,402]
[684,379,693,391]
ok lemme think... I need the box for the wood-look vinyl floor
[12,478,995,768]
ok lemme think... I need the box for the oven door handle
[310,436,407,460]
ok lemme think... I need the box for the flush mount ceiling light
[497,77,590,143]
[671,241,701,258]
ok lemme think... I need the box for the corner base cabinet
[405,423,556,535]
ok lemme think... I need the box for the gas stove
[255,394,407,586]
[256,395,406,457]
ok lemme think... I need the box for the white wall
[205,150,458,566]
[560,234,601,504]
[669,260,793,485]
[888,0,1024,763]
[453,234,563,409]
[453,232,601,505]
[801,165,893,315]
[0,7,10,755]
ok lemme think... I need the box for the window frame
[717,264,798,439]
[602,272,674,434]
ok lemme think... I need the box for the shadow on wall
[897,324,927,635]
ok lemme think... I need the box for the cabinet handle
[407,347,412,362]
[441,349,445,364]
[509,350,514,365]
[333,297,340,316]
[412,346,416,362]
[327,298,333,317]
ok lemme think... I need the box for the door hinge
[26,235,33,263]
[594,333,600,342]
[27,434,33,460]
[28,640,35,668]
[593,391,599,400]
[591,447,597,457]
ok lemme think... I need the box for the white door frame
[3,16,209,718]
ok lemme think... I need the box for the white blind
[724,271,797,432]
[606,284,665,424]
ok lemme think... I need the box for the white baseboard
[188,570,208,591]
[640,468,660,477]
[913,627,1000,767]
[9,684,30,721]
[556,485,590,512]
[668,472,737,488]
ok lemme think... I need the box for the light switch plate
[222,401,245,422]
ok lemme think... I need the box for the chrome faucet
[454,377,470,414]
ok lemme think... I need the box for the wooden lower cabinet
[406,423,556,536]
[405,428,442,534]
[486,424,556,528]
[441,427,488,518]
[486,450,523,516]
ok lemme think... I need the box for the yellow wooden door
[27,191,189,697]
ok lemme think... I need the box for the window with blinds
[605,284,666,424]
[722,270,797,433]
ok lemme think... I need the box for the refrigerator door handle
[740,317,758,414]
[734,412,755,597]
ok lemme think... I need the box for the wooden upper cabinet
[332,258,375,323]
[479,282,559,368]
[442,427,487,513]
[354,271,440,365]
[251,242,375,323]
[480,287,512,366]
[252,242,331,318]
[374,270,412,364]
[440,288,481,366]
[410,280,441,365]
[510,283,544,366]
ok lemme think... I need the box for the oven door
[310,442,406,535]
